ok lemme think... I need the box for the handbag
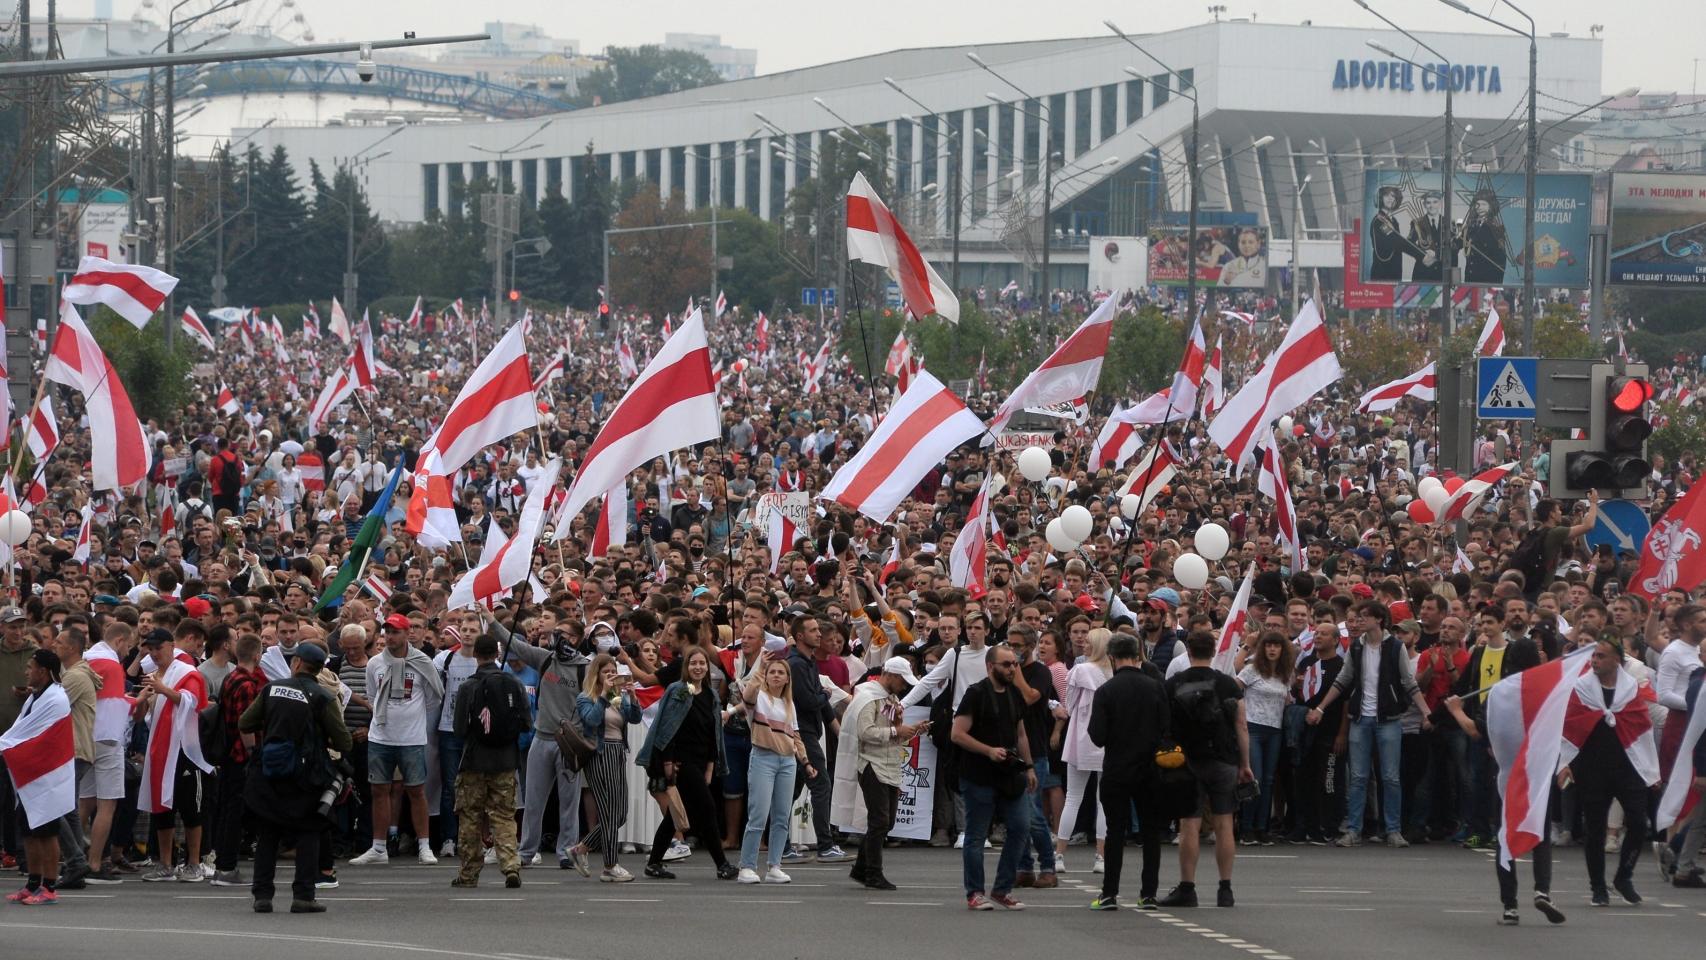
[552,718,597,774]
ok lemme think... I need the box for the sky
[105,0,1703,96]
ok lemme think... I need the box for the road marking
[321,897,389,901]
[585,898,660,903]
[174,895,247,900]
[356,880,433,885]
[731,899,802,904]
[868,900,939,906]
[450,897,526,902]
[1297,888,1369,894]
[0,922,578,960]
[1135,901,1292,958]
[56,894,117,899]
[1444,909,1492,914]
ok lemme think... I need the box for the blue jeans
[1015,757,1057,874]
[740,747,796,871]
[438,733,464,847]
[962,779,1032,898]
[1241,723,1283,833]
[1345,716,1402,835]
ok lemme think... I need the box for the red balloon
[1443,477,1465,494]
[1407,499,1435,524]
[1292,423,1307,436]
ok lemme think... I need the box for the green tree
[607,181,708,318]
[561,145,614,308]
[1337,320,1428,391]
[784,127,892,307]
[718,209,803,314]
[386,208,485,301]
[575,46,723,107]
[1651,399,1705,468]
[228,145,310,306]
[1532,302,1596,359]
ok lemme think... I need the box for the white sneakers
[1093,856,1105,875]
[737,868,762,884]
[600,864,635,883]
[439,840,456,859]
[764,866,792,884]
[483,847,497,864]
[349,847,388,866]
[662,839,692,862]
[418,842,439,865]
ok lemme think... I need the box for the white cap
[882,656,920,686]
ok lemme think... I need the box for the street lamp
[969,52,1068,305]
[883,76,964,292]
[1293,173,1312,314]
[1538,85,1638,344]
[469,119,552,325]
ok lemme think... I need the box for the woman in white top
[275,453,305,512]
[1236,631,1295,844]
[737,657,811,883]
[1056,628,1114,873]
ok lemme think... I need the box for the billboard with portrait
[1147,225,1269,288]
[1607,172,1706,287]
[1358,171,1591,288]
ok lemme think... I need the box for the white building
[244,20,1605,290]
[661,32,758,82]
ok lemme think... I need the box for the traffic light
[1552,362,1651,498]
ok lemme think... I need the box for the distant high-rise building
[662,32,757,81]
[93,0,114,20]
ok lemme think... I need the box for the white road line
[174,895,247,900]
[450,897,526,902]
[1297,888,1369,894]
[0,922,578,960]
[868,900,939,906]
[731,899,802,904]
[585,898,660,903]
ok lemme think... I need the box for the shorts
[25,815,63,840]
[153,760,206,829]
[1187,758,1239,818]
[81,741,125,801]
[1034,755,1062,792]
[368,741,429,787]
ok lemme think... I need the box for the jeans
[1241,724,1282,833]
[437,733,464,847]
[740,747,796,871]
[961,779,1031,898]
[1015,756,1057,873]
[1345,716,1402,835]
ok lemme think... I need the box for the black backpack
[462,670,529,748]
[257,681,332,788]
[218,453,242,493]
[1171,676,1231,761]
[1508,526,1550,591]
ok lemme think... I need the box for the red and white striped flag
[1488,648,1593,865]
[846,171,959,323]
[1257,430,1303,571]
[533,351,565,393]
[43,304,151,491]
[803,338,834,395]
[34,316,46,353]
[948,478,992,596]
[1658,689,1706,831]
[1211,563,1256,675]
[216,382,239,415]
[1436,461,1519,523]
[1476,304,1506,357]
[987,292,1118,436]
[884,329,912,378]
[767,505,799,575]
[1088,404,1142,473]
[1202,336,1226,421]
[449,459,562,610]
[61,256,179,329]
[308,365,358,434]
[1358,362,1437,413]
[821,370,985,523]
[554,310,720,539]
[1208,299,1342,475]
[1115,441,1180,518]
[139,651,211,814]
[715,290,728,319]
[1559,666,1658,785]
[180,307,216,350]
[351,319,378,392]
[417,319,536,475]
[72,505,94,567]
[302,309,320,342]
[880,534,903,585]
[25,394,59,460]
[328,296,353,345]
[754,311,769,355]
[406,295,424,330]
[0,684,76,829]
[617,340,639,380]
[406,468,459,550]
[589,485,628,561]
[362,572,393,605]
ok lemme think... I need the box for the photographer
[951,642,1037,912]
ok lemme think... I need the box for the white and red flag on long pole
[308,365,358,434]
[588,484,628,561]
[449,459,561,610]
[216,382,240,416]
[1658,688,1706,831]
[351,318,378,391]
[846,171,959,323]
[1115,441,1180,518]
[25,394,59,460]
[1088,404,1142,473]
[72,505,93,566]
[1202,336,1226,421]
[61,256,178,329]
[1208,299,1343,475]
[180,307,216,350]
[554,309,720,539]
[1138,318,1208,422]
[1488,648,1593,866]
[880,535,903,585]
[406,295,424,330]
[948,478,992,597]
[0,684,76,829]
[821,369,985,524]
[1358,362,1437,413]
[43,304,152,491]
[1477,304,1507,357]
[417,319,536,476]
[1630,478,1706,599]
[1211,563,1256,675]
[533,351,566,393]
[986,292,1119,437]
[328,296,353,344]
[406,468,460,550]
[1257,430,1303,571]
[616,340,639,380]
[884,329,913,378]
[1435,461,1519,523]
[767,505,799,575]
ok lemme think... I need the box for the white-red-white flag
[180,307,216,350]
[25,394,59,460]
[1208,299,1343,475]
[0,684,76,829]
[1257,430,1303,571]
[1088,404,1142,473]
[1211,563,1256,675]
[533,351,566,393]
[405,465,460,550]
[588,484,628,561]
[1659,686,1706,831]
[43,304,152,491]
[1488,648,1593,865]
[449,459,561,610]
[216,382,239,416]
[308,365,358,434]
[1436,461,1519,523]
[1359,362,1437,413]
[328,296,353,345]
[754,311,769,355]
[803,339,834,395]
[880,535,903,585]
[948,478,992,597]
[821,370,984,523]
[884,329,913,378]
[406,295,424,330]
[362,572,393,605]
[1202,336,1226,421]
[1630,477,1706,599]
[418,320,536,476]
[715,290,728,319]
[987,292,1119,436]
[139,651,211,814]
[555,310,720,540]
[1477,304,1506,357]
[1559,666,1658,785]
[617,340,639,380]
[1115,441,1180,518]
[351,318,378,392]
[767,505,799,575]
[846,171,959,323]
[302,309,320,342]
[72,505,93,566]
[61,256,178,329]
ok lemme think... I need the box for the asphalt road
[4,842,1704,960]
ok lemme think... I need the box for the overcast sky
[117,0,1703,95]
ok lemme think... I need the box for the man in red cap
[349,614,443,866]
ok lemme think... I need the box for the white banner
[891,704,938,841]
[993,432,1056,453]
[755,490,810,529]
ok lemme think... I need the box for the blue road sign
[1585,498,1652,556]
[801,287,819,306]
[1476,356,1539,420]
[822,287,837,306]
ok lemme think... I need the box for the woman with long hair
[737,657,811,883]
[636,648,737,880]
[1237,631,1296,844]
[1036,629,1070,838]
[571,655,643,881]
[1056,628,1115,873]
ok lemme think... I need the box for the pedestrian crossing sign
[1476,356,1538,420]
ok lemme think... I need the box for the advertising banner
[1608,172,1706,287]
[1148,226,1270,288]
[1343,221,1394,309]
[1358,171,1591,288]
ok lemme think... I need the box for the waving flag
[1477,304,1506,357]
[72,505,93,566]
[316,460,405,609]
[1359,362,1437,413]
[216,382,239,415]
[417,320,535,476]
[1,684,75,829]
[1208,299,1343,475]
[1257,430,1303,571]
[1436,461,1519,523]
[1630,478,1706,599]
[754,311,769,355]
[328,296,353,344]
[1211,564,1256,674]
[302,308,320,342]
[617,340,639,380]
[846,171,959,323]
[61,256,179,329]
[450,459,562,610]
[555,310,719,540]
[880,535,903,585]
[884,329,913,377]
[588,484,627,561]
[986,292,1118,436]
[1489,648,1593,865]
[1088,404,1142,472]
[43,304,151,491]
[180,307,216,350]
[767,504,799,575]
[1115,441,1180,518]
[948,478,992,596]
[821,370,984,523]
[308,365,358,433]
[1202,336,1226,421]
[715,290,728,319]
[1659,686,1706,831]
[351,319,378,391]
[25,395,59,460]
[406,295,424,330]
[406,467,460,550]
[533,351,566,393]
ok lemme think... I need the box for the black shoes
[1157,884,1198,908]
[289,900,326,914]
[504,873,521,889]
[643,863,675,880]
[716,863,740,880]
[1217,882,1235,908]
[253,899,273,913]
[1614,878,1641,905]
[1532,893,1566,924]
[864,875,898,891]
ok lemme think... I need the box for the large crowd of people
[1,285,1703,928]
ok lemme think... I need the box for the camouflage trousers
[455,771,519,882]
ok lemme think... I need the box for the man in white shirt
[350,615,443,866]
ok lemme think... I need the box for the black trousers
[791,734,835,853]
[1576,751,1648,893]
[1492,754,1553,909]
[213,763,246,871]
[251,814,319,904]
[856,767,898,878]
[1100,774,1161,900]
[648,762,727,869]
[1296,732,1343,837]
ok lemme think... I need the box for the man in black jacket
[1087,634,1170,911]
[787,614,850,863]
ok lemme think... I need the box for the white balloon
[1195,522,1230,561]
[1277,415,1294,437]
[1173,552,1210,590]
[1120,493,1142,519]
[1060,504,1093,543]
[1045,517,1079,552]
[1423,486,1449,515]
[0,510,28,547]
[1417,476,1444,501]
[1017,446,1052,482]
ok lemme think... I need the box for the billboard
[1147,225,1269,288]
[1608,172,1706,287]
[1343,220,1393,309]
[1358,171,1591,288]
[1088,236,1149,292]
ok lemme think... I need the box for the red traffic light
[1610,377,1652,413]
[508,290,520,302]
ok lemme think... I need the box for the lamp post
[1538,86,1639,345]
[883,77,963,293]
[968,52,1063,307]
[470,119,552,326]
[1293,174,1312,315]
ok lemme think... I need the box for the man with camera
[239,641,351,914]
[951,643,1037,911]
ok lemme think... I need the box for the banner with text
[1608,172,1706,287]
[891,705,938,841]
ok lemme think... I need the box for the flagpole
[846,265,881,410]
[10,327,60,488]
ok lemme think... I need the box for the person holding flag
[315,459,405,611]
[2,650,75,905]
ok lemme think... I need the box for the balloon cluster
[1017,445,1096,553]
[1173,522,1229,590]
[1408,475,1467,524]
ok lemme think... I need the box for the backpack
[1508,526,1549,591]
[461,670,529,748]
[1170,676,1231,761]
[218,453,242,493]
[257,681,332,787]
[198,700,227,764]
